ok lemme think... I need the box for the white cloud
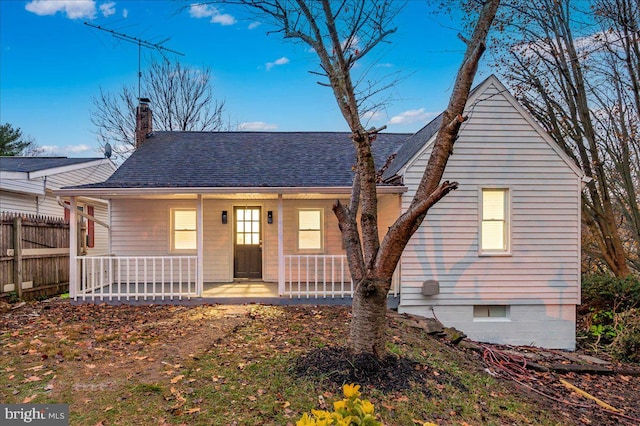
[25,0,96,19]
[122,8,128,18]
[388,108,436,125]
[265,57,289,71]
[39,144,93,156]
[100,2,115,17]
[237,122,278,131]
[211,13,236,25]
[189,3,236,25]
[248,21,261,30]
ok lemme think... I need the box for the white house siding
[0,161,115,216]
[0,190,40,214]
[109,195,401,284]
[45,162,116,192]
[86,204,109,256]
[397,79,581,349]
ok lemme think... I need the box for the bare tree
[493,0,639,275]
[218,0,500,357]
[91,61,227,161]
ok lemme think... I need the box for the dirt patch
[1,299,253,402]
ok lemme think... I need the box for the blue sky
[0,0,492,157]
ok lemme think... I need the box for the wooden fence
[1,212,70,300]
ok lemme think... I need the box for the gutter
[54,185,409,197]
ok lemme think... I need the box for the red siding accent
[87,206,95,248]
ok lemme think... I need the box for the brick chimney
[135,98,152,149]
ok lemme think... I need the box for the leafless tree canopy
[223,0,500,357]
[492,0,639,275]
[91,61,226,161]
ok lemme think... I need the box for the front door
[234,207,262,279]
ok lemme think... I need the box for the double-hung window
[171,209,197,251]
[298,209,323,251]
[480,188,510,254]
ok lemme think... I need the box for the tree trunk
[349,277,390,356]
[348,0,500,357]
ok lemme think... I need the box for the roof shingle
[77,132,410,189]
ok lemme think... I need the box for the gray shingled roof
[0,157,104,173]
[75,132,411,189]
[382,113,443,181]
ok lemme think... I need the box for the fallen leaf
[171,375,184,384]
[184,408,201,414]
[23,375,42,383]
[87,364,96,369]
[22,394,37,403]
[26,365,44,371]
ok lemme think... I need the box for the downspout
[57,196,110,228]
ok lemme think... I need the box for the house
[56,76,585,350]
[0,156,117,255]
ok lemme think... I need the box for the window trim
[478,187,512,256]
[170,208,197,253]
[473,305,511,322]
[297,208,324,252]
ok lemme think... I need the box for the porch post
[277,194,284,296]
[197,194,204,297]
[69,196,78,300]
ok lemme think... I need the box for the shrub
[610,309,640,363]
[581,274,640,312]
[581,274,640,359]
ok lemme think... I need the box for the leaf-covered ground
[1,298,638,425]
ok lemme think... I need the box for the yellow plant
[296,383,381,426]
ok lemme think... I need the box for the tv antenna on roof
[84,22,185,99]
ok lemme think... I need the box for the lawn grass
[1,302,566,425]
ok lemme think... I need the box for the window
[298,209,323,250]
[473,305,509,320]
[172,209,196,251]
[480,188,510,254]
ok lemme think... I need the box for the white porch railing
[284,255,400,299]
[75,256,198,301]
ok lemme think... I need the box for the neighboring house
[56,76,586,350]
[0,156,117,255]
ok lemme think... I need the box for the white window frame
[473,305,510,322]
[170,208,197,253]
[478,187,511,256]
[297,208,324,252]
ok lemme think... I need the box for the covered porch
[71,254,399,303]
[63,188,403,305]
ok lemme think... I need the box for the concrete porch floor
[203,281,278,298]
